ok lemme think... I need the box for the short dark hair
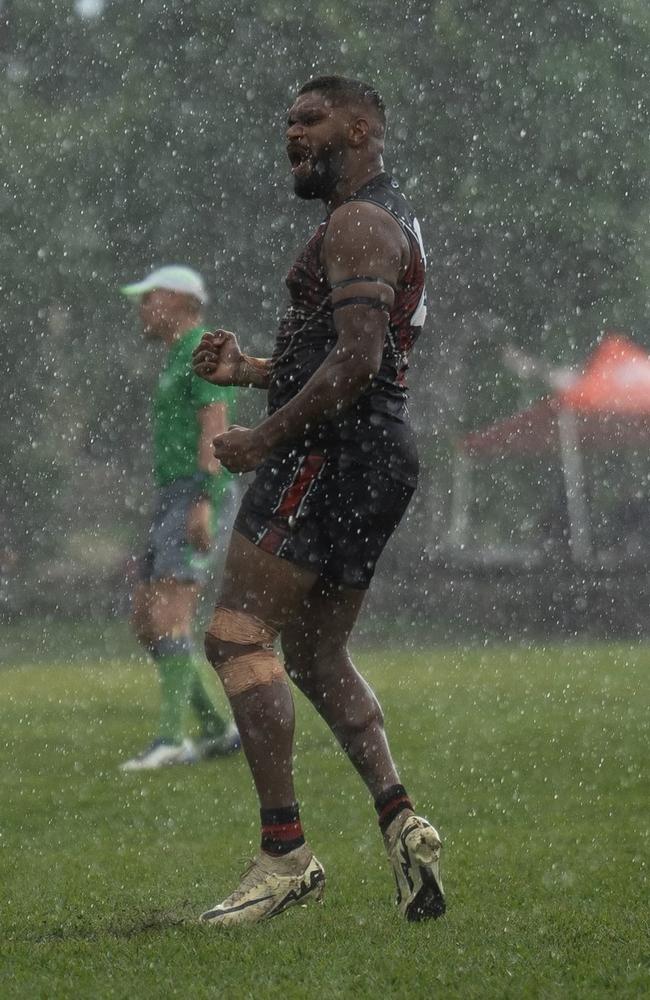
[298,75,386,128]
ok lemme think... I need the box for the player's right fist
[192,330,243,386]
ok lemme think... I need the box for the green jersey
[153,326,236,505]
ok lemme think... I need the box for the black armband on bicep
[331,296,391,313]
[330,275,397,291]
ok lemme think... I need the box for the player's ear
[349,116,370,148]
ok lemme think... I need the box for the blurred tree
[1,0,648,610]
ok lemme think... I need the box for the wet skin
[197,89,411,811]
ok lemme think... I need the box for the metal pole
[557,407,591,563]
[448,448,472,550]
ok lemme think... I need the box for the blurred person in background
[119,265,241,770]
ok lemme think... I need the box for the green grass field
[2,633,648,999]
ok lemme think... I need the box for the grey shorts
[139,479,236,586]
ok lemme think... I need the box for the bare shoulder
[322,200,408,282]
[325,199,407,247]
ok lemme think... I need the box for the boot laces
[223,856,275,906]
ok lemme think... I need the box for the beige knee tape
[206,606,278,647]
[218,651,286,698]
[207,606,285,697]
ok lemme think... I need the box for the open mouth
[288,145,313,176]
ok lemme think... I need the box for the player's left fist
[212,425,268,473]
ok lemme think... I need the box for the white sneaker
[197,722,241,759]
[385,812,445,921]
[119,738,198,771]
[200,844,325,926]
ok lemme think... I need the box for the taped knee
[205,606,285,698]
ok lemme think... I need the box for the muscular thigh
[281,578,366,678]
[216,529,319,630]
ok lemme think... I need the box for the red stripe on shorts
[258,527,285,554]
[257,454,325,555]
[275,453,325,519]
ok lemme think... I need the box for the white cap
[120,265,208,304]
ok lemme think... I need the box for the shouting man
[192,76,445,924]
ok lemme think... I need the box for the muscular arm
[192,200,404,406]
[236,355,273,389]
[192,331,272,389]
[253,201,409,451]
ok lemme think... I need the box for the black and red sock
[374,784,413,834]
[260,803,305,856]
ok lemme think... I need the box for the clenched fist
[192,330,243,386]
[212,425,269,473]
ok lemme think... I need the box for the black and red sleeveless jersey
[267,172,426,486]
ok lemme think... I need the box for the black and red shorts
[234,448,414,590]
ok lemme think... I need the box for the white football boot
[119,738,198,771]
[200,844,325,926]
[384,811,445,921]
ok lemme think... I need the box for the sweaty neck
[325,158,385,212]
